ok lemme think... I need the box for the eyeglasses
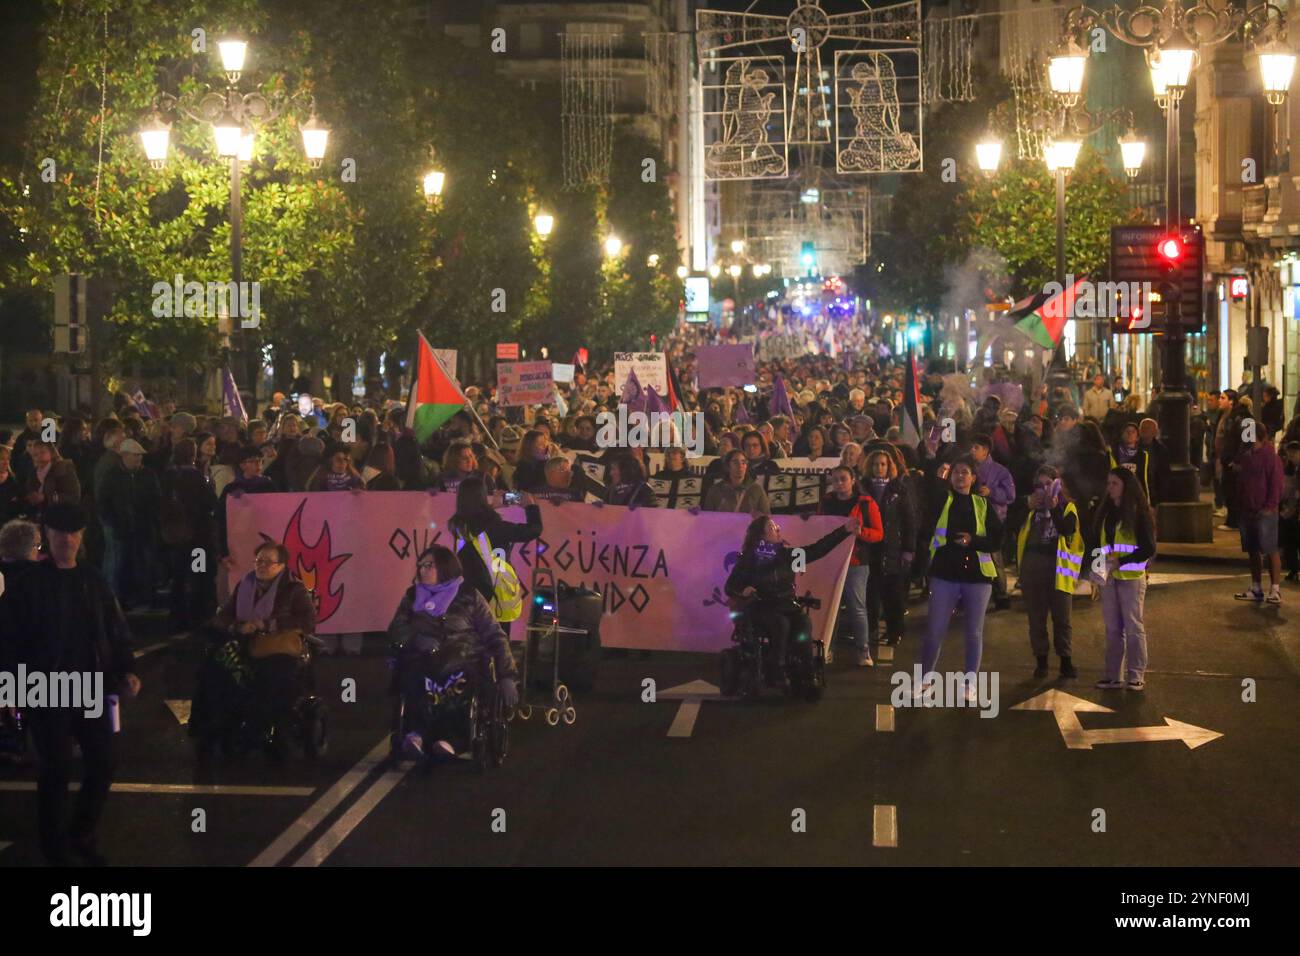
[253,558,283,568]
[417,561,435,571]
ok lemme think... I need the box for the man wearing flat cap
[1,503,139,865]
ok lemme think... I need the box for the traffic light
[1156,234,1184,266]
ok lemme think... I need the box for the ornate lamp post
[140,35,329,396]
[1058,1,1294,515]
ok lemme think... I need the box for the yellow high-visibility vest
[1099,521,1148,580]
[930,492,997,580]
[1108,449,1149,497]
[1017,501,1085,594]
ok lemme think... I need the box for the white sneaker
[1266,587,1282,605]
[911,679,934,701]
[1213,507,1227,517]
[963,681,978,704]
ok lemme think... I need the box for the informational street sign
[496,342,520,360]
[684,276,710,313]
[497,360,554,406]
[1109,224,1205,332]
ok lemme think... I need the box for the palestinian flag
[901,347,922,447]
[664,351,685,412]
[405,332,467,442]
[1011,276,1087,349]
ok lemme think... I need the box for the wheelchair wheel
[489,695,509,767]
[301,698,329,758]
[719,647,741,697]
[469,696,489,773]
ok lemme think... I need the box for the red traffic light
[1156,235,1183,263]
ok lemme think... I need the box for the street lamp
[1258,38,1297,105]
[1049,38,1089,108]
[1119,128,1146,179]
[299,112,329,168]
[975,133,1002,175]
[534,211,554,239]
[647,253,661,268]
[423,169,445,203]
[139,34,330,407]
[217,37,247,83]
[730,239,745,256]
[709,264,721,279]
[139,113,171,169]
[604,235,624,258]
[213,110,243,158]
[676,265,689,279]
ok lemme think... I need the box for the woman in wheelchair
[724,513,859,689]
[192,541,317,756]
[387,544,519,762]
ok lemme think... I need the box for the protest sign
[227,494,851,651]
[496,342,519,360]
[695,344,756,389]
[497,360,555,407]
[614,352,667,396]
[552,362,576,383]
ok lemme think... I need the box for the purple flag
[771,374,795,419]
[222,367,248,425]
[644,385,665,416]
[620,368,646,413]
[131,388,154,420]
[733,398,750,424]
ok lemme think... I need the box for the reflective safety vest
[1016,501,1085,594]
[1108,449,1149,497]
[456,530,524,622]
[930,492,997,580]
[1099,521,1148,580]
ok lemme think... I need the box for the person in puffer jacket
[818,465,884,666]
[861,449,919,648]
[387,544,519,762]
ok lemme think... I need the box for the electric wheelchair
[719,594,826,702]
[388,641,509,772]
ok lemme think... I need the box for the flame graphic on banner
[271,499,352,624]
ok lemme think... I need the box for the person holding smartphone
[918,457,1003,702]
[1016,465,1083,679]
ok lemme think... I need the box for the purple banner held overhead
[695,344,756,389]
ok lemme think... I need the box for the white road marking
[667,700,701,737]
[872,804,897,848]
[659,679,723,738]
[0,781,312,796]
[248,737,391,867]
[1011,689,1223,750]
[292,765,411,867]
[875,704,895,732]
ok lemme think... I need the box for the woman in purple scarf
[387,544,519,762]
[193,542,316,756]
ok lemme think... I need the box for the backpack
[159,474,192,546]
[456,529,523,622]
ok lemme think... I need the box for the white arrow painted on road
[658,679,723,738]
[165,700,192,726]
[1011,690,1223,750]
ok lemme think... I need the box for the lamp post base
[1155,499,1214,544]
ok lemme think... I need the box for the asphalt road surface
[2,559,1296,867]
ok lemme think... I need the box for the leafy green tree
[958,142,1135,292]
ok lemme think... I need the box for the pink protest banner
[226,494,852,651]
